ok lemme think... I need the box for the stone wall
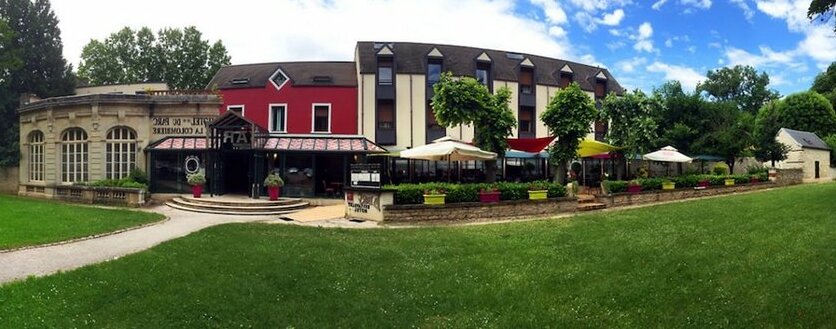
[594,182,774,208]
[0,166,19,194]
[775,168,803,186]
[18,183,147,207]
[383,197,577,223]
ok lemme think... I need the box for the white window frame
[268,103,288,133]
[311,103,332,134]
[29,131,44,182]
[227,105,245,117]
[106,127,137,180]
[61,128,88,184]
[268,68,290,91]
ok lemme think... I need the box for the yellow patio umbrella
[578,138,620,157]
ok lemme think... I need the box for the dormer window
[231,78,249,85]
[427,59,442,85]
[270,69,289,90]
[559,72,573,88]
[595,79,607,98]
[476,62,491,87]
[378,56,393,86]
[520,68,534,94]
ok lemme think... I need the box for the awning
[578,139,620,157]
[147,136,207,150]
[505,149,548,158]
[643,146,693,163]
[262,136,386,153]
[401,136,497,161]
[507,136,555,153]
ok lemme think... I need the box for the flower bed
[385,181,567,205]
[602,173,768,194]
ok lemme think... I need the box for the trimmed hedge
[385,181,567,205]
[602,173,768,194]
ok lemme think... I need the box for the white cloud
[606,41,627,50]
[687,45,697,53]
[632,22,656,53]
[567,0,633,12]
[729,0,755,21]
[665,38,673,47]
[609,29,623,36]
[549,26,568,37]
[580,54,607,68]
[530,0,568,24]
[681,0,712,9]
[50,0,590,67]
[754,0,836,68]
[599,9,625,26]
[652,0,669,10]
[574,12,599,32]
[616,57,647,72]
[647,61,705,90]
[708,42,723,48]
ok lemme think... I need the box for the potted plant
[528,182,548,200]
[186,172,206,198]
[263,173,284,201]
[697,178,709,189]
[662,179,675,190]
[423,187,446,205]
[724,177,735,186]
[749,175,760,184]
[479,185,501,203]
[627,180,642,193]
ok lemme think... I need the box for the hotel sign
[350,164,381,189]
[151,117,214,136]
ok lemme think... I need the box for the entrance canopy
[507,136,555,153]
[643,146,693,163]
[401,136,497,161]
[262,135,386,153]
[578,139,620,158]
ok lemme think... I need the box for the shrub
[638,178,664,191]
[187,172,206,186]
[495,182,529,201]
[263,174,284,187]
[388,181,566,205]
[712,162,730,175]
[603,180,627,194]
[672,175,700,188]
[128,168,149,185]
[746,164,768,175]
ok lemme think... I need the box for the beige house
[18,87,220,198]
[773,128,831,182]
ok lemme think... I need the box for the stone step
[577,203,607,211]
[180,196,304,207]
[170,197,309,212]
[165,201,304,216]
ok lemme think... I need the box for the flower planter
[627,185,642,194]
[750,177,759,184]
[423,194,446,205]
[191,184,203,198]
[724,178,735,186]
[479,191,501,203]
[528,190,547,200]
[662,182,675,190]
[698,181,709,188]
[268,186,281,201]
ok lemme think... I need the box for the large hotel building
[17,41,623,198]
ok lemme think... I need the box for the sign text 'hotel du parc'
[151,117,214,135]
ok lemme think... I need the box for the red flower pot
[268,186,281,201]
[750,177,759,184]
[698,181,709,188]
[627,185,642,193]
[479,191,501,203]
[192,184,203,198]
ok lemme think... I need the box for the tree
[78,26,231,89]
[811,61,836,110]
[776,91,836,137]
[696,65,780,115]
[693,102,753,174]
[753,101,790,167]
[808,0,836,32]
[541,82,598,184]
[0,0,75,166]
[431,72,517,182]
[652,81,708,155]
[600,89,658,179]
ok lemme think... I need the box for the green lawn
[0,195,164,250]
[1,184,835,328]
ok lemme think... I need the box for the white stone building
[773,128,831,182]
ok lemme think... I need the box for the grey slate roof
[355,41,624,94]
[780,128,831,150]
[207,61,357,90]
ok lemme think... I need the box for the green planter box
[662,182,675,190]
[724,178,735,186]
[528,190,548,200]
[423,194,446,205]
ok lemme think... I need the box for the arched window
[61,128,88,183]
[29,131,44,181]
[106,127,137,180]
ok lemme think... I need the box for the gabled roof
[355,41,624,94]
[779,128,831,151]
[207,61,357,90]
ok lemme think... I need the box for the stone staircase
[577,194,607,212]
[166,196,309,216]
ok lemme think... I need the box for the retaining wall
[383,197,577,223]
[0,166,19,194]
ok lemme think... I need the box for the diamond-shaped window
[271,70,288,89]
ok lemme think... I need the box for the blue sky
[52,0,835,96]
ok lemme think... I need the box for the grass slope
[0,195,164,250]
[1,184,835,328]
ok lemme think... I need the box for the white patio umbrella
[643,145,693,163]
[400,136,497,161]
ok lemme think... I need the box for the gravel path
[0,205,277,285]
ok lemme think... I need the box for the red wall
[218,82,357,134]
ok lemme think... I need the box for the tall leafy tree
[652,81,707,155]
[811,61,836,110]
[753,101,790,167]
[541,82,598,184]
[696,65,780,115]
[693,102,753,174]
[431,72,516,182]
[808,0,836,32]
[776,91,836,137]
[78,26,231,89]
[0,0,75,166]
[600,89,658,179]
